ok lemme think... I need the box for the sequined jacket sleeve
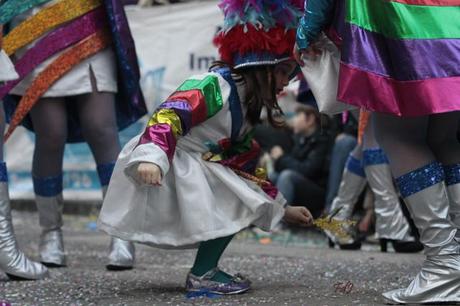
[129,72,229,175]
[296,0,336,50]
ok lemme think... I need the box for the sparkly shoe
[185,268,251,295]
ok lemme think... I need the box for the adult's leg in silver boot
[327,154,367,245]
[0,168,48,280]
[34,174,67,267]
[428,112,460,234]
[363,149,413,242]
[383,163,460,304]
[29,100,68,268]
[76,87,137,270]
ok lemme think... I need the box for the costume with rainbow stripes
[297,0,460,116]
[0,0,147,142]
[98,68,286,248]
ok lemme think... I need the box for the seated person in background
[253,118,293,154]
[269,106,332,218]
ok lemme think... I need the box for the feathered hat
[214,0,304,69]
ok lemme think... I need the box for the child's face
[292,112,315,134]
[273,60,297,94]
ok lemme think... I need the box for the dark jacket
[330,114,358,137]
[275,129,332,186]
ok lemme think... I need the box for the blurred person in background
[269,106,333,218]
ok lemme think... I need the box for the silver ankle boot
[383,163,460,304]
[0,182,48,280]
[36,194,66,267]
[102,186,135,270]
[106,237,135,270]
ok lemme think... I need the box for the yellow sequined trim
[3,0,102,56]
[148,109,183,138]
[313,217,356,240]
[231,168,271,187]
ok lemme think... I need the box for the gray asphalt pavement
[0,211,424,306]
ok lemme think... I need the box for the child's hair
[210,61,284,128]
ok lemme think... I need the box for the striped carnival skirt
[0,0,147,142]
[337,0,460,116]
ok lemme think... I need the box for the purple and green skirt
[338,0,460,116]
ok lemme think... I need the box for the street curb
[12,200,101,216]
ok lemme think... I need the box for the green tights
[191,234,235,283]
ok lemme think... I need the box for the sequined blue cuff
[346,155,365,177]
[396,162,444,198]
[443,163,460,186]
[0,162,8,183]
[97,162,116,187]
[33,174,63,197]
[362,148,389,167]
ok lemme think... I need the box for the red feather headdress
[214,0,304,69]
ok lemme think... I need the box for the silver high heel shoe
[0,179,48,280]
[36,194,66,267]
[383,163,460,304]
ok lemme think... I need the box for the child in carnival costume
[295,0,460,304]
[0,0,147,269]
[0,23,48,280]
[98,0,313,295]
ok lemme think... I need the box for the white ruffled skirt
[98,136,286,249]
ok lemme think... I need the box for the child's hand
[283,206,313,227]
[137,162,162,186]
[293,42,322,67]
[270,146,284,160]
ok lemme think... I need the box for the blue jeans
[325,134,357,211]
[271,169,325,218]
